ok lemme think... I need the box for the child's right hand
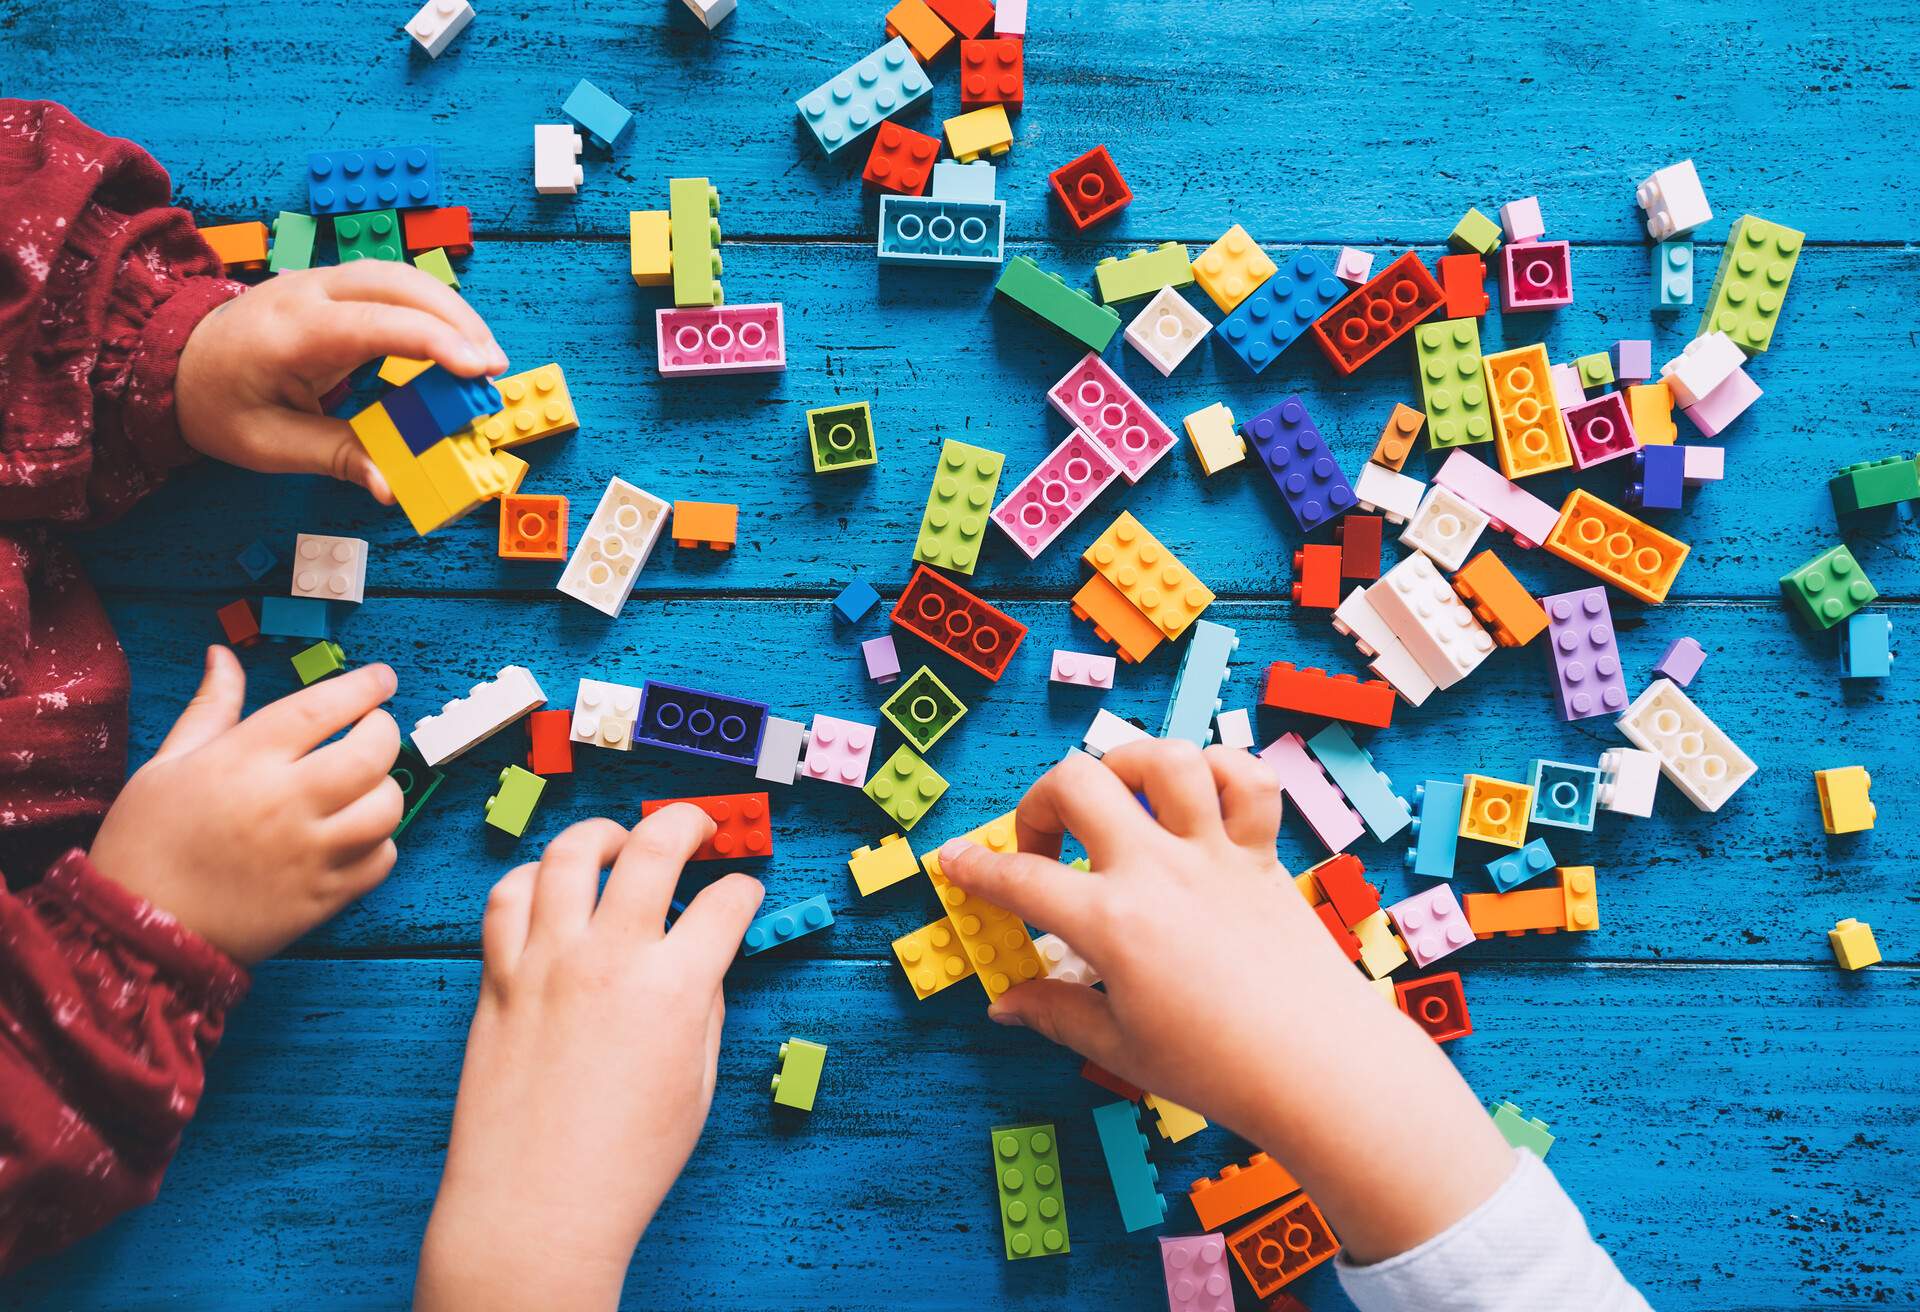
[88,647,402,966]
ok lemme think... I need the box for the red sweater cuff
[35,849,250,1013]
[120,275,244,476]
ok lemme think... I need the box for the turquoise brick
[1306,722,1409,842]
[1528,759,1600,832]
[1405,778,1464,879]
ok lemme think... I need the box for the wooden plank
[8,960,1914,1310]
[104,595,1917,961]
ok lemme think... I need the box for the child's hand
[415,813,764,1312]
[175,263,509,501]
[940,740,1514,1263]
[88,647,403,965]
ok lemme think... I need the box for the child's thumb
[153,646,247,761]
[987,978,1127,1067]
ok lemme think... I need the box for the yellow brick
[1293,869,1324,906]
[943,104,1011,163]
[377,355,433,386]
[629,210,671,287]
[1827,918,1881,970]
[892,917,977,998]
[850,833,919,896]
[1814,767,1875,834]
[476,364,579,449]
[1083,512,1215,641]
[415,430,504,515]
[1192,224,1277,313]
[1143,1093,1207,1143]
[1627,382,1677,446]
[1459,774,1533,848]
[1485,343,1572,478]
[348,403,452,535]
[1185,402,1246,475]
[920,810,1044,1001]
[1353,909,1408,979]
[490,449,529,498]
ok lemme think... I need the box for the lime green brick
[334,209,404,263]
[770,1038,826,1112]
[863,744,948,831]
[1575,352,1614,389]
[1698,214,1802,355]
[990,1122,1070,1260]
[1095,241,1194,304]
[1413,319,1492,448]
[484,764,546,837]
[881,665,966,752]
[268,211,317,272]
[808,401,877,472]
[414,247,459,288]
[291,640,345,685]
[913,439,1003,574]
[995,255,1120,351]
[1780,544,1877,631]
[668,176,723,308]
[1448,208,1501,256]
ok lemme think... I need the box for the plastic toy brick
[633,680,768,768]
[1386,884,1474,968]
[863,122,940,196]
[1463,882,1562,938]
[1661,331,1743,408]
[1215,252,1346,374]
[770,1038,826,1112]
[989,1125,1070,1261]
[1257,732,1364,853]
[1160,1235,1233,1312]
[1399,485,1489,573]
[1190,1153,1300,1233]
[498,494,567,561]
[1490,1101,1555,1158]
[807,401,877,472]
[1545,488,1690,604]
[992,428,1126,559]
[413,248,457,288]
[1450,551,1546,648]
[668,500,736,553]
[1226,1194,1339,1296]
[1449,208,1501,256]
[833,580,882,625]
[1437,252,1488,319]
[629,209,671,286]
[913,440,1003,573]
[893,916,976,997]
[741,894,834,956]
[1082,1058,1143,1101]
[375,356,431,389]
[655,303,785,378]
[850,833,918,896]
[1459,773,1532,847]
[1563,391,1639,471]
[1561,866,1600,932]
[572,677,641,751]
[524,709,572,776]
[863,635,902,683]
[1699,214,1802,354]
[1829,918,1882,971]
[662,176,724,308]
[1124,286,1210,376]
[334,209,404,263]
[1332,584,1435,707]
[1620,386,1677,454]
[1499,197,1544,243]
[1637,159,1711,239]
[1307,723,1409,843]
[216,599,260,649]
[388,743,444,839]
[1098,242,1193,305]
[1161,620,1238,747]
[1240,396,1356,533]
[877,194,1007,269]
[1290,544,1341,609]
[483,765,546,838]
[1143,1093,1208,1144]
[1828,454,1920,519]
[1052,649,1116,688]
[638,793,773,860]
[1681,365,1761,438]
[1548,362,1584,412]
[1073,574,1166,665]
[796,38,932,156]
[1652,238,1694,310]
[996,255,1122,351]
[1083,513,1215,642]
[1527,758,1599,834]
[1091,1101,1170,1232]
[1084,707,1153,757]
[1500,240,1573,312]
[1368,470,1440,526]
[1405,778,1464,880]
[1048,353,1176,483]
[417,359,508,435]
[892,565,1028,680]
[1316,901,1362,961]
[257,596,329,644]
[496,454,528,504]
[406,0,473,55]
[1814,766,1875,834]
[1617,678,1756,812]
[864,746,948,831]
[1330,516,1382,584]
[754,716,806,786]
[236,539,277,581]
[1334,247,1373,286]
[404,206,472,256]
[291,640,346,686]
[944,104,1012,164]
[1480,344,1569,479]
[1486,836,1555,893]
[1186,403,1245,476]
[1612,339,1653,384]
[1624,446,1686,512]
[1034,932,1100,985]
[1310,251,1444,376]
[557,80,629,154]
[798,713,877,787]
[931,159,996,203]
[307,146,439,216]
[1304,853,1378,931]
[532,125,583,196]
[1650,636,1707,688]
[1414,319,1494,450]
[1396,970,1471,1042]
[1261,663,1394,729]
[885,0,953,62]
[881,665,967,752]
[1191,225,1277,313]
[924,816,1045,1000]
[202,221,268,272]
[959,37,1023,108]
[1780,544,1877,631]
[1367,554,1495,690]
[288,533,367,605]
[921,0,991,34]
[1540,586,1628,721]
[411,665,546,767]
[1596,746,1658,818]
[556,477,668,616]
[1372,403,1424,471]
[1841,612,1893,680]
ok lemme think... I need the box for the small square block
[1575,352,1614,390]
[1387,884,1475,967]
[862,635,901,682]
[1334,247,1373,285]
[809,402,878,472]
[833,579,882,624]
[1499,196,1544,243]
[1828,918,1881,971]
[1612,339,1653,382]
[1654,636,1707,686]
[1049,146,1131,230]
[1449,208,1501,256]
[862,122,941,195]
[1501,239,1573,311]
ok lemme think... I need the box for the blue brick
[1160,620,1237,746]
[1652,239,1693,310]
[1214,252,1344,373]
[833,579,881,624]
[236,540,276,581]
[258,596,331,641]
[1089,1101,1167,1233]
[633,680,768,766]
[1306,722,1409,842]
[1624,446,1686,511]
[562,79,633,151]
[795,37,931,156]
[380,386,445,456]
[1528,759,1600,832]
[306,146,440,216]
[740,894,835,956]
[1405,778,1464,879]
[876,195,1006,269]
[1841,612,1893,679]
[1240,396,1357,532]
[405,365,499,436]
[1487,836,1556,892]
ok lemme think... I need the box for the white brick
[571,678,642,751]
[557,477,668,616]
[404,0,473,57]
[534,125,583,196]
[290,533,367,604]
[1615,679,1755,812]
[412,665,546,766]
[1636,160,1712,241]
[1366,555,1494,690]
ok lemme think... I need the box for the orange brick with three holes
[1314,902,1361,962]
[499,494,568,560]
[1261,662,1396,729]
[1334,514,1383,580]
[201,221,269,271]
[1451,550,1547,646]
[638,793,773,861]
[1372,403,1424,471]
[884,0,954,63]
[1190,1152,1301,1232]
[672,501,738,550]
[1290,544,1341,608]
[526,709,574,775]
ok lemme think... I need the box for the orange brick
[498,494,568,560]
[1451,550,1547,646]
[202,221,269,271]
[885,0,954,63]
[1372,403,1424,471]
[1190,1152,1300,1231]
[672,500,738,550]
[1462,884,1565,938]
[1070,573,1164,664]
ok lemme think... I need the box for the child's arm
[415,811,764,1312]
[0,649,404,1272]
[939,740,1651,1310]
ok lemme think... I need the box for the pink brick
[1432,450,1559,548]
[798,714,875,787]
[1257,732,1363,853]
[1499,196,1545,243]
[1386,883,1474,967]
[1050,649,1116,688]
[1541,586,1628,720]
[655,303,787,377]
[1160,1234,1234,1312]
[1682,445,1724,485]
[1334,246,1373,285]
[1682,365,1761,437]
[1500,239,1573,312]
[1046,352,1176,483]
[1563,391,1639,470]
[991,428,1125,559]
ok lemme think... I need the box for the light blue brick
[1653,239,1693,310]
[1214,251,1344,374]
[877,195,1006,269]
[1528,759,1600,832]
[741,894,834,956]
[258,596,331,641]
[562,79,633,151]
[1405,779,1464,879]
[1841,612,1892,679]
[1306,723,1409,842]
[1160,620,1237,746]
[931,160,996,203]
[795,37,931,156]
[1487,837,1556,892]
[1089,1101,1167,1233]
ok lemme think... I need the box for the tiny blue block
[1653,239,1693,310]
[1841,612,1893,679]
[306,146,440,217]
[562,79,634,151]
[1160,620,1238,746]
[258,596,331,641]
[1624,446,1685,512]
[406,364,499,436]
[740,894,834,955]
[1487,836,1556,892]
[1528,759,1600,833]
[1405,778,1465,879]
[236,540,276,581]
[1214,252,1344,374]
[833,579,882,625]
[1307,722,1409,842]
[876,195,1006,269]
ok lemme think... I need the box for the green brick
[1698,214,1802,355]
[1575,352,1614,389]
[291,640,346,685]
[1828,455,1920,519]
[990,1122,1069,1260]
[913,439,1003,574]
[1489,1100,1554,1158]
[995,255,1120,352]
[807,401,877,473]
[1780,543,1877,631]
[863,744,948,831]
[268,211,317,272]
[770,1038,826,1112]
[389,744,445,839]
[881,665,966,752]
[484,764,547,837]
[1412,319,1492,448]
[334,209,404,263]
[1095,241,1194,304]
[1448,207,1501,256]
[414,247,459,288]
[668,176,723,308]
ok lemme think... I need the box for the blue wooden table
[6,2,1919,1307]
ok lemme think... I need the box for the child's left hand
[175,263,509,502]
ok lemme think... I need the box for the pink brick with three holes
[1386,883,1475,967]
[1541,586,1628,720]
[1046,353,1176,483]
[1563,391,1640,470]
[1257,732,1363,853]
[798,714,875,787]
[1432,450,1559,548]
[655,304,787,377]
[991,428,1126,559]
[1500,240,1573,311]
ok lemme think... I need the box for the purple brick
[1541,587,1628,720]
[1611,339,1653,382]
[862,634,901,683]
[1624,445,1685,511]
[1386,883,1474,967]
[1563,391,1639,470]
[1653,636,1707,687]
[1500,239,1573,311]
[1214,251,1345,374]
[1239,396,1356,532]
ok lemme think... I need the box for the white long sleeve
[1336,1148,1653,1312]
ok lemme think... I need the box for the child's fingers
[320,777,405,860]
[668,873,766,986]
[238,663,398,758]
[482,864,539,980]
[987,978,1128,1070]
[303,708,401,812]
[1203,744,1285,852]
[336,839,398,902]
[152,645,247,763]
[938,841,1107,947]
[598,804,716,938]
[309,301,492,379]
[527,818,630,942]
[1094,739,1226,842]
[318,262,508,374]
[1012,750,1159,867]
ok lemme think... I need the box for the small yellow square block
[377,355,433,386]
[1828,918,1881,970]
[630,210,671,286]
[1459,773,1533,848]
[1185,402,1245,475]
[850,833,919,896]
[944,104,1012,163]
[1815,766,1875,834]
[1192,224,1278,313]
[1627,382,1677,446]
[1142,1093,1207,1143]
[491,449,529,498]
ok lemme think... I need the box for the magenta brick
[1563,391,1639,470]
[1386,883,1474,967]
[1541,586,1628,720]
[1654,636,1707,687]
[1046,352,1176,483]
[991,428,1126,559]
[656,303,787,377]
[1500,239,1573,311]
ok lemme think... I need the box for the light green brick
[1575,352,1613,389]
[881,665,966,752]
[863,744,948,831]
[807,401,877,472]
[771,1038,826,1112]
[668,176,723,308]
[1490,1100,1554,1158]
[414,247,459,288]
[1448,207,1502,256]
[990,1122,1070,1260]
[268,211,317,272]
[1780,543,1877,631]
[291,640,345,685]
[1095,241,1193,304]
[483,765,546,837]
[913,439,1003,574]
[1697,214,1802,354]
[1412,318,1493,448]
